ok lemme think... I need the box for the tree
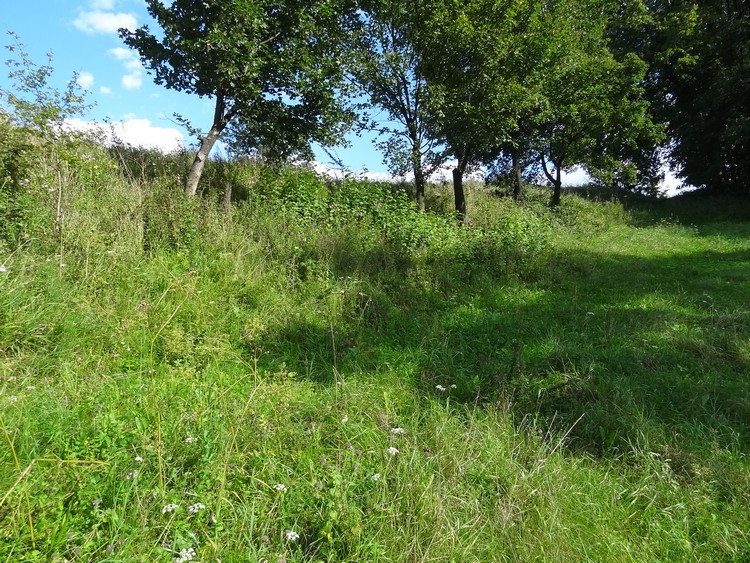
[1,31,91,133]
[626,0,750,196]
[416,0,553,221]
[120,0,356,197]
[533,0,663,205]
[350,1,445,211]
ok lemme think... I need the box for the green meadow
[1,143,749,561]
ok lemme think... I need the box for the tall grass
[1,135,749,561]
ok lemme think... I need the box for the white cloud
[100,86,112,94]
[560,166,590,187]
[65,118,184,153]
[313,159,485,183]
[313,161,388,181]
[122,72,142,90]
[424,161,483,183]
[76,71,95,90]
[108,47,142,71]
[312,161,348,180]
[107,48,143,90]
[73,10,138,34]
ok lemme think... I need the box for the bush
[0,32,91,248]
[0,114,35,246]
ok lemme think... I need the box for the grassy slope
[1,158,749,561]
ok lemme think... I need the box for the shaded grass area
[1,171,749,561]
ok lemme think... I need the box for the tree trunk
[551,177,562,206]
[452,167,467,225]
[184,91,234,197]
[540,154,563,207]
[413,146,426,211]
[406,120,426,211]
[185,128,222,197]
[511,149,523,201]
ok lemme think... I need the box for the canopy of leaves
[525,0,663,193]
[616,0,750,195]
[415,0,545,168]
[350,1,445,182]
[120,0,357,159]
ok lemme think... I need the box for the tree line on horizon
[5,0,749,222]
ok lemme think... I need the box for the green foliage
[618,0,750,195]
[141,180,199,252]
[531,0,664,199]
[108,142,192,186]
[0,114,34,245]
[120,0,357,194]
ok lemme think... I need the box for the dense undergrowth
[1,133,750,561]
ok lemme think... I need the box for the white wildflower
[370,473,381,481]
[285,530,300,541]
[174,547,196,562]
[386,446,399,456]
[340,415,348,424]
[134,455,143,462]
[390,427,405,435]
[125,469,138,480]
[435,385,447,392]
[184,436,197,443]
[188,502,206,514]
[450,384,457,389]
[274,483,287,492]
[161,503,180,514]
[0,265,8,274]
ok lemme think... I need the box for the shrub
[0,113,36,246]
[0,32,91,248]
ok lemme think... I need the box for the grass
[1,144,749,561]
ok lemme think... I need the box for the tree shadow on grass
[625,191,750,227]
[431,245,750,459]
[258,231,750,468]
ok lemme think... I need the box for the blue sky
[2,1,681,191]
